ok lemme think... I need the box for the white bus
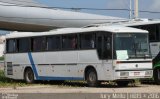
[4,26,153,87]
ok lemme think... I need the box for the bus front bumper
[114,70,153,80]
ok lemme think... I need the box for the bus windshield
[114,33,151,59]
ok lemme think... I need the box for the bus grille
[7,62,13,75]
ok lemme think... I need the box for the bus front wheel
[154,68,160,85]
[86,68,98,87]
[24,68,35,84]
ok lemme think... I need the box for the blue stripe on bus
[28,52,39,80]
[38,76,83,81]
[27,52,83,81]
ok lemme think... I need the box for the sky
[37,0,160,19]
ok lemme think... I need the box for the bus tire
[116,81,129,87]
[86,68,98,87]
[154,68,160,85]
[24,68,35,84]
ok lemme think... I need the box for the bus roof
[86,19,160,27]
[6,25,148,39]
[123,20,160,27]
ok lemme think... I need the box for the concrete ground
[0,83,160,93]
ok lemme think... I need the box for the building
[0,35,5,57]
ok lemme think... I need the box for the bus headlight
[120,72,129,77]
[145,71,152,76]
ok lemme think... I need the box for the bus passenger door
[97,33,113,80]
[97,33,112,60]
[97,34,103,59]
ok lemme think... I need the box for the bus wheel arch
[84,66,99,87]
[24,67,35,84]
[154,67,160,85]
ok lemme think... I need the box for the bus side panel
[96,60,114,81]
[5,50,114,81]
[150,42,160,69]
[5,53,30,80]
[150,42,160,59]
[31,51,80,80]
[78,50,114,81]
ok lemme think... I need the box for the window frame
[6,39,17,53]
[16,37,31,53]
[31,36,46,52]
[46,35,61,51]
[6,31,110,54]
[79,32,96,50]
[62,34,78,50]
[96,32,113,60]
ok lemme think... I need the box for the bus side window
[62,34,77,50]
[71,37,77,49]
[17,38,30,52]
[7,39,16,53]
[32,37,46,52]
[80,33,95,49]
[47,36,60,50]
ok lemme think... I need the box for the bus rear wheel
[24,68,35,84]
[116,81,129,87]
[154,68,160,85]
[86,68,98,87]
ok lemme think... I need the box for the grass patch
[0,57,4,61]
[0,70,27,88]
[0,70,84,88]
